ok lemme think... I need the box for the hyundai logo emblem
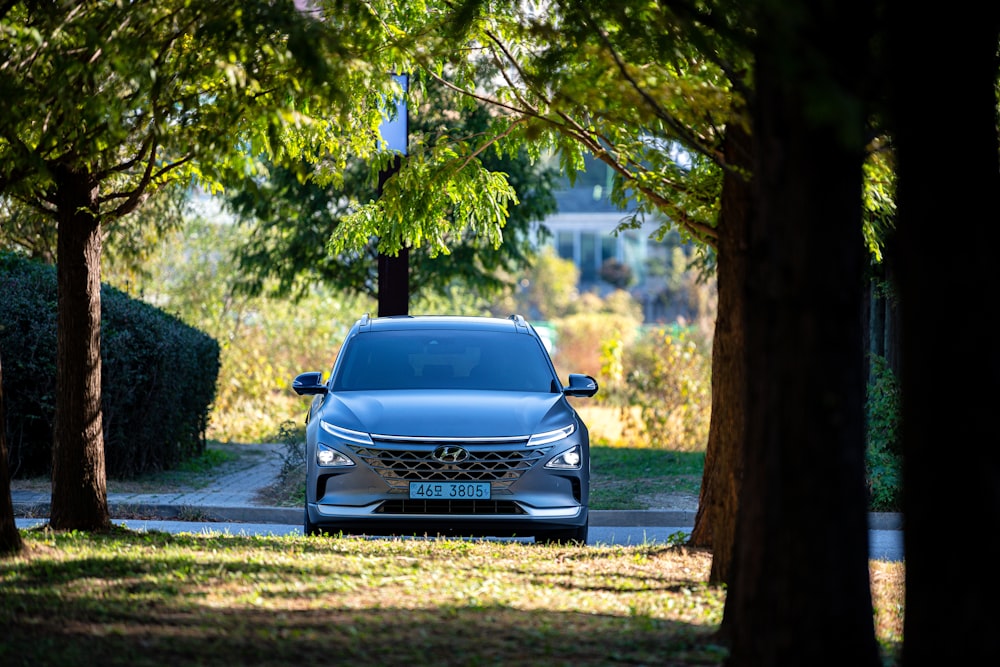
[433,446,469,463]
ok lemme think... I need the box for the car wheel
[536,523,588,545]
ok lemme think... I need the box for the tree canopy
[0,0,517,533]
[223,77,559,303]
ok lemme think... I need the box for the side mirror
[563,373,598,398]
[292,371,328,396]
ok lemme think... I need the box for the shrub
[865,354,902,511]
[0,253,220,478]
[617,326,712,451]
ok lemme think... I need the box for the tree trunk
[377,154,409,317]
[0,350,25,556]
[723,1,880,663]
[887,7,1000,664]
[49,166,110,532]
[689,110,752,590]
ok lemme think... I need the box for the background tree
[389,0,751,584]
[1,182,188,281]
[412,0,894,588]
[0,2,360,532]
[0,1,516,532]
[223,78,559,305]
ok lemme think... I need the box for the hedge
[0,253,220,479]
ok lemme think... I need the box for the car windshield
[332,330,558,393]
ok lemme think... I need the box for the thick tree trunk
[0,350,25,556]
[49,167,110,532]
[887,8,1000,664]
[689,112,752,589]
[723,1,880,663]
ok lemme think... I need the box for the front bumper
[306,501,588,538]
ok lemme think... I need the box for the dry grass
[870,560,906,648]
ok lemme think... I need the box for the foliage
[490,246,581,321]
[110,215,374,444]
[0,254,56,474]
[0,2,390,206]
[223,75,559,305]
[0,253,219,478]
[405,1,740,251]
[865,354,902,511]
[550,308,642,382]
[600,258,635,289]
[617,327,713,452]
[862,139,897,264]
[1,183,189,280]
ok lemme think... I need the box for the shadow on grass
[2,529,727,666]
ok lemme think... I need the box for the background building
[542,157,704,324]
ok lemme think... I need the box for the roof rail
[359,313,371,326]
[509,314,528,328]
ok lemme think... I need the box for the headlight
[320,421,373,444]
[545,444,582,469]
[527,424,575,447]
[316,443,355,468]
[316,421,368,468]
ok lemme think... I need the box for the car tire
[535,523,588,545]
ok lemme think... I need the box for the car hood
[322,390,573,438]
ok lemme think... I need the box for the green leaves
[329,149,517,257]
[0,1,396,212]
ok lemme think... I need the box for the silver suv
[292,314,599,543]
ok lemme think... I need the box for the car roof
[356,314,533,334]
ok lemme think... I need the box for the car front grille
[377,499,526,515]
[350,435,551,494]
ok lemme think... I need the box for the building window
[602,235,617,264]
[580,232,597,282]
[556,229,575,264]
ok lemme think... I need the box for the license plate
[409,481,491,500]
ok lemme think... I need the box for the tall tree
[0,1,496,540]
[0,351,23,556]
[884,5,1000,663]
[416,0,893,588]
[0,1,514,531]
[379,0,753,584]
[723,0,881,660]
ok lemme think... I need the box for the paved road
[14,517,904,561]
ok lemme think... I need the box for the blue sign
[379,73,409,155]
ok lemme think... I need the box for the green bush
[617,326,712,451]
[865,354,902,511]
[0,253,220,478]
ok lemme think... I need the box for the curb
[12,501,903,530]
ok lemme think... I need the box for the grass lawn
[4,406,903,666]
[0,527,904,666]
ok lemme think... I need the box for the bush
[0,253,220,478]
[865,354,902,511]
[617,326,712,451]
